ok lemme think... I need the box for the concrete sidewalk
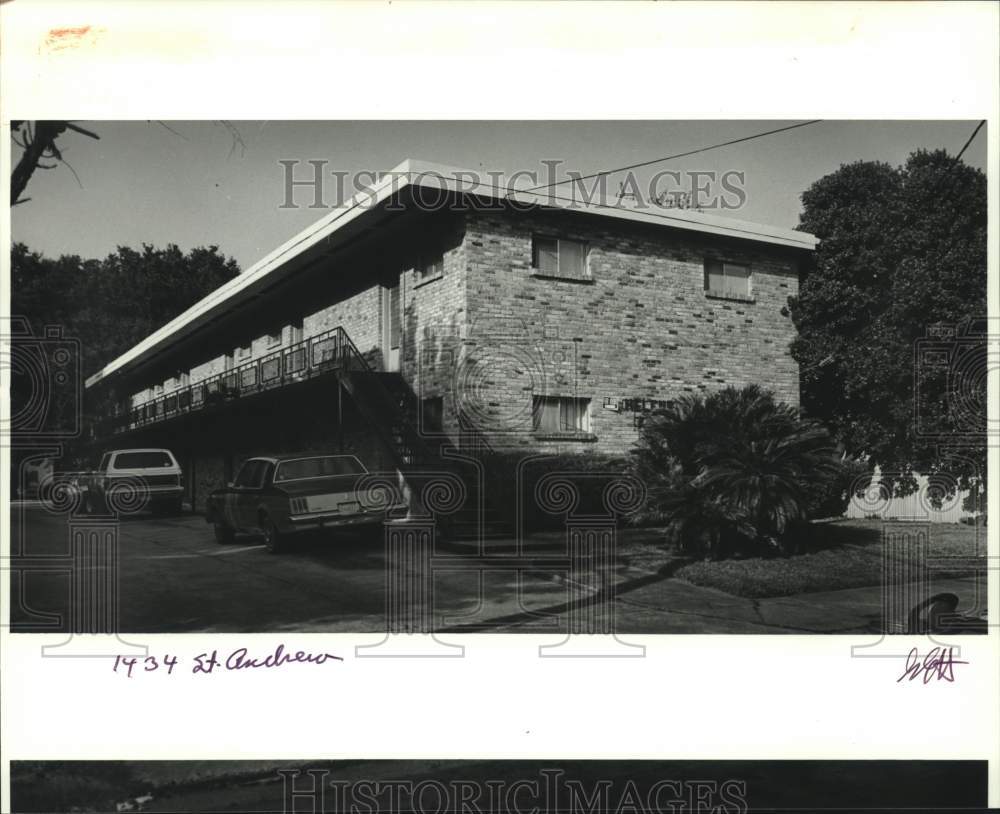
[608,575,977,634]
[463,565,982,635]
[437,526,985,634]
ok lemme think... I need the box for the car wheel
[213,521,235,545]
[262,515,284,555]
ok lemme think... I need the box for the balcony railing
[101,327,368,436]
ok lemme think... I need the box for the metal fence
[104,327,366,435]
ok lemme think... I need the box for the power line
[954,119,985,163]
[516,120,823,195]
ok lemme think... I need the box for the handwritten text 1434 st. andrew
[112,644,342,678]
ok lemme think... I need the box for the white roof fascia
[85,158,816,389]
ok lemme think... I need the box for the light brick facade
[125,204,804,460]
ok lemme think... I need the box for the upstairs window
[705,259,751,300]
[237,343,252,360]
[532,396,591,434]
[416,254,444,284]
[266,329,283,348]
[532,236,589,280]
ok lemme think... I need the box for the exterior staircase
[332,334,515,542]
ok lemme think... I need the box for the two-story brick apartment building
[84,160,817,511]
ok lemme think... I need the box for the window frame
[531,395,594,438]
[704,258,754,301]
[415,253,445,286]
[273,455,368,483]
[421,395,444,434]
[112,450,174,470]
[531,235,591,282]
[234,459,270,489]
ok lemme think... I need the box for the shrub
[801,457,871,520]
[480,451,635,532]
[630,385,841,559]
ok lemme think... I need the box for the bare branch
[60,156,86,189]
[217,120,247,158]
[9,120,99,204]
[154,120,189,140]
[64,122,100,140]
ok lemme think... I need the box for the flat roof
[85,158,817,389]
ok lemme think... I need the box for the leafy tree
[12,242,240,380]
[789,149,987,504]
[10,243,240,461]
[631,385,842,559]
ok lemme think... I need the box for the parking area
[12,504,981,635]
[10,505,400,632]
[7,504,590,634]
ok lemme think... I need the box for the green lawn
[671,519,985,599]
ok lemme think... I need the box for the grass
[671,519,985,599]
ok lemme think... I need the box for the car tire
[262,515,284,555]
[214,521,235,545]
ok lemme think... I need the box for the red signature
[897,647,968,684]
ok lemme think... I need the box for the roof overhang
[85,158,817,389]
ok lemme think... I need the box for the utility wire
[516,120,823,195]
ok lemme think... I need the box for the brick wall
[129,285,384,406]
[461,207,803,455]
[400,213,468,440]
[120,205,805,464]
[303,285,383,368]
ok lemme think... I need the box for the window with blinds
[704,259,751,299]
[532,236,589,280]
[532,396,591,434]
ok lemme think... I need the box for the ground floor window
[421,396,443,433]
[532,395,591,434]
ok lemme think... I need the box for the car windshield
[274,456,365,482]
[114,451,173,469]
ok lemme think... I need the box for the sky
[11,120,987,272]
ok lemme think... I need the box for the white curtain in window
[722,263,749,297]
[558,240,587,278]
[534,238,559,274]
